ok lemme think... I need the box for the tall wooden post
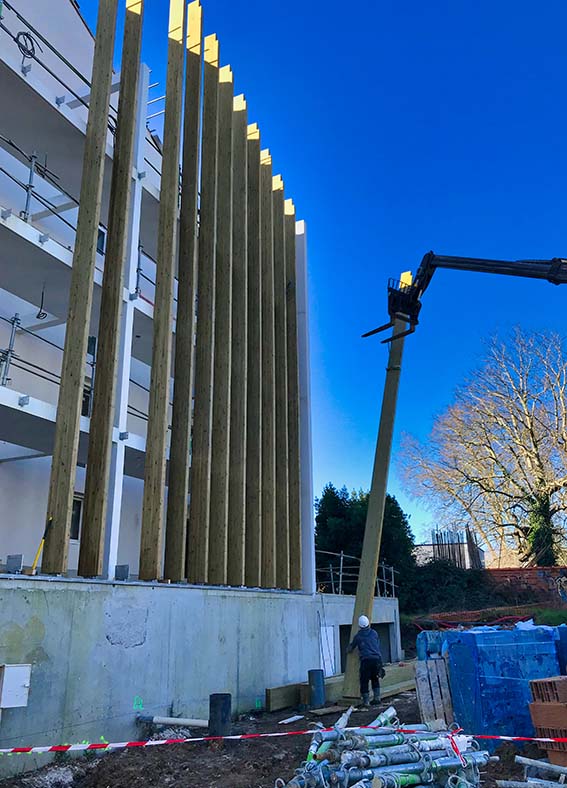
[227,95,248,587]
[139,0,185,581]
[244,123,262,587]
[187,35,220,583]
[79,0,145,578]
[342,273,411,699]
[272,175,289,589]
[260,149,276,588]
[285,198,302,590]
[43,0,119,574]
[165,0,203,583]
[208,65,234,585]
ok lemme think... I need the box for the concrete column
[342,278,410,698]
[165,0,203,583]
[139,0,185,581]
[295,221,315,594]
[187,35,220,583]
[227,95,248,587]
[80,0,145,578]
[43,0,119,574]
[101,66,150,581]
[272,175,289,589]
[285,199,302,591]
[208,65,233,585]
[260,149,276,588]
[244,123,262,588]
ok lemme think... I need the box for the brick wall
[487,566,567,604]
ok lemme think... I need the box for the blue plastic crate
[444,627,560,747]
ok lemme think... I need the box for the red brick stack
[530,676,567,766]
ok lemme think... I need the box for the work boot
[360,693,370,709]
[370,691,380,706]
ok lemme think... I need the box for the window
[97,227,106,256]
[70,496,83,541]
[82,377,92,417]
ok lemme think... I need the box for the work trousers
[359,657,381,697]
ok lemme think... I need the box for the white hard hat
[358,615,370,628]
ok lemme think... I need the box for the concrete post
[165,0,203,583]
[295,221,315,594]
[101,65,150,580]
[80,0,145,578]
[43,0,119,574]
[342,274,411,699]
[139,0,185,581]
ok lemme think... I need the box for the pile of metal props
[278,706,497,788]
[496,755,567,788]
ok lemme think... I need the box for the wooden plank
[43,0,120,574]
[285,199,301,590]
[165,0,203,582]
[260,149,276,588]
[266,683,301,712]
[415,660,436,722]
[187,34,220,583]
[244,124,262,588]
[427,660,444,721]
[80,0,144,577]
[139,0,185,580]
[208,65,234,585]
[434,659,454,723]
[272,175,289,589]
[227,94,248,587]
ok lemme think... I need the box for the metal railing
[315,549,397,598]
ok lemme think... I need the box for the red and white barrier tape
[2,727,567,756]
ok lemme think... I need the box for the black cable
[15,29,41,59]
[36,284,48,320]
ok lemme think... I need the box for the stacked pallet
[415,658,454,726]
[529,676,567,766]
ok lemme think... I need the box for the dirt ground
[0,692,544,788]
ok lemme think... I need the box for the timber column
[273,175,290,588]
[244,124,262,587]
[187,35,220,583]
[227,95,248,587]
[139,0,185,580]
[342,273,412,699]
[260,149,276,587]
[80,0,145,578]
[43,0,119,574]
[165,0,203,582]
[285,199,302,590]
[208,65,234,585]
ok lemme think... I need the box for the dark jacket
[347,627,382,662]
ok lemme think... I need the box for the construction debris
[278,705,496,787]
[496,754,567,788]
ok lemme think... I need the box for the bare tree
[401,330,567,567]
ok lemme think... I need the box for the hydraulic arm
[364,252,567,342]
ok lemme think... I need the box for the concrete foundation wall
[0,577,401,776]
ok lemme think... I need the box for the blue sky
[79,0,567,541]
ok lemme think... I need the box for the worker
[347,614,384,707]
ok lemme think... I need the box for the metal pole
[339,550,344,595]
[343,273,411,700]
[0,313,20,386]
[329,563,335,594]
[21,154,37,222]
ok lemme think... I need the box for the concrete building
[0,0,401,774]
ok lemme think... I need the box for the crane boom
[364,252,567,342]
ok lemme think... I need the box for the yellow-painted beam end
[272,174,284,191]
[187,1,202,52]
[220,64,233,83]
[285,198,295,216]
[204,34,219,66]
[247,122,260,140]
